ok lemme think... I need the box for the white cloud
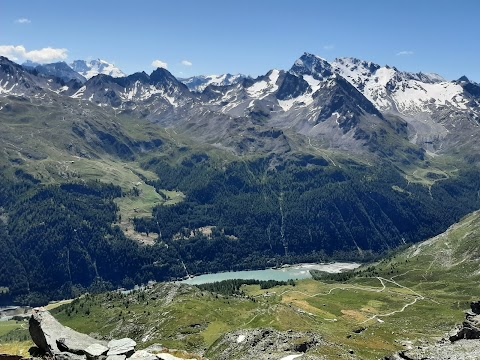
[323,45,334,50]
[0,45,68,63]
[396,50,414,56]
[15,18,31,24]
[0,45,24,61]
[152,59,168,69]
[181,60,192,66]
[27,47,68,63]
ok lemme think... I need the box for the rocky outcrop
[28,310,195,360]
[449,301,480,341]
[129,350,157,360]
[54,353,87,360]
[29,309,107,356]
[28,310,143,359]
[387,301,480,360]
[392,339,480,360]
[84,344,109,358]
[107,339,136,357]
[206,328,324,360]
[106,356,126,360]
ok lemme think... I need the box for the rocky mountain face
[22,58,126,83]
[68,55,413,158]
[332,56,480,154]
[0,57,82,97]
[70,67,192,109]
[22,61,86,83]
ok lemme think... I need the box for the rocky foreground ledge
[387,301,480,360]
[26,309,193,360]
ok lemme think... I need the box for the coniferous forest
[1,152,480,305]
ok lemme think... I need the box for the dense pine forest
[1,151,480,306]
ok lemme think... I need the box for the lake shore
[181,262,361,285]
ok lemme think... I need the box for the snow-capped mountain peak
[70,59,125,79]
[331,57,466,114]
[332,57,445,88]
[290,52,333,80]
[180,73,247,92]
[332,57,381,86]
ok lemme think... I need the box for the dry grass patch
[341,309,368,322]
[0,341,33,357]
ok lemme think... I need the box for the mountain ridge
[180,73,248,92]
[3,52,480,162]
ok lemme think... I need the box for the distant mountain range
[7,52,479,159]
[21,58,249,92]
[23,58,126,82]
[180,73,248,92]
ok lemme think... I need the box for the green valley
[1,89,480,307]
[1,210,475,359]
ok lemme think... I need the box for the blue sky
[1,0,479,81]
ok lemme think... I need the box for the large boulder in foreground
[107,339,137,357]
[450,301,480,342]
[387,301,480,359]
[28,309,192,360]
[29,309,107,356]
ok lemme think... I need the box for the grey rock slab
[129,350,158,360]
[401,339,480,360]
[207,328,323,360]
[156,355,197,360]
[54,353,87,360]
[143,344,165,353]
[107,338,136,356]
[106,356,126,360]
[29,310,106,355]
[84,343,109,358]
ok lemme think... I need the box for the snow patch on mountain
[247,70,280,99]
[392,81,468,113]
[71,85,86,98]
[333,57,469,114]
[278,92,313,111]
[119,82,178,106]
[276,75,319,111]
[0,79,16,94]
[51,85,70,94]
[302,75,321,94]
[181,74,245,92]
